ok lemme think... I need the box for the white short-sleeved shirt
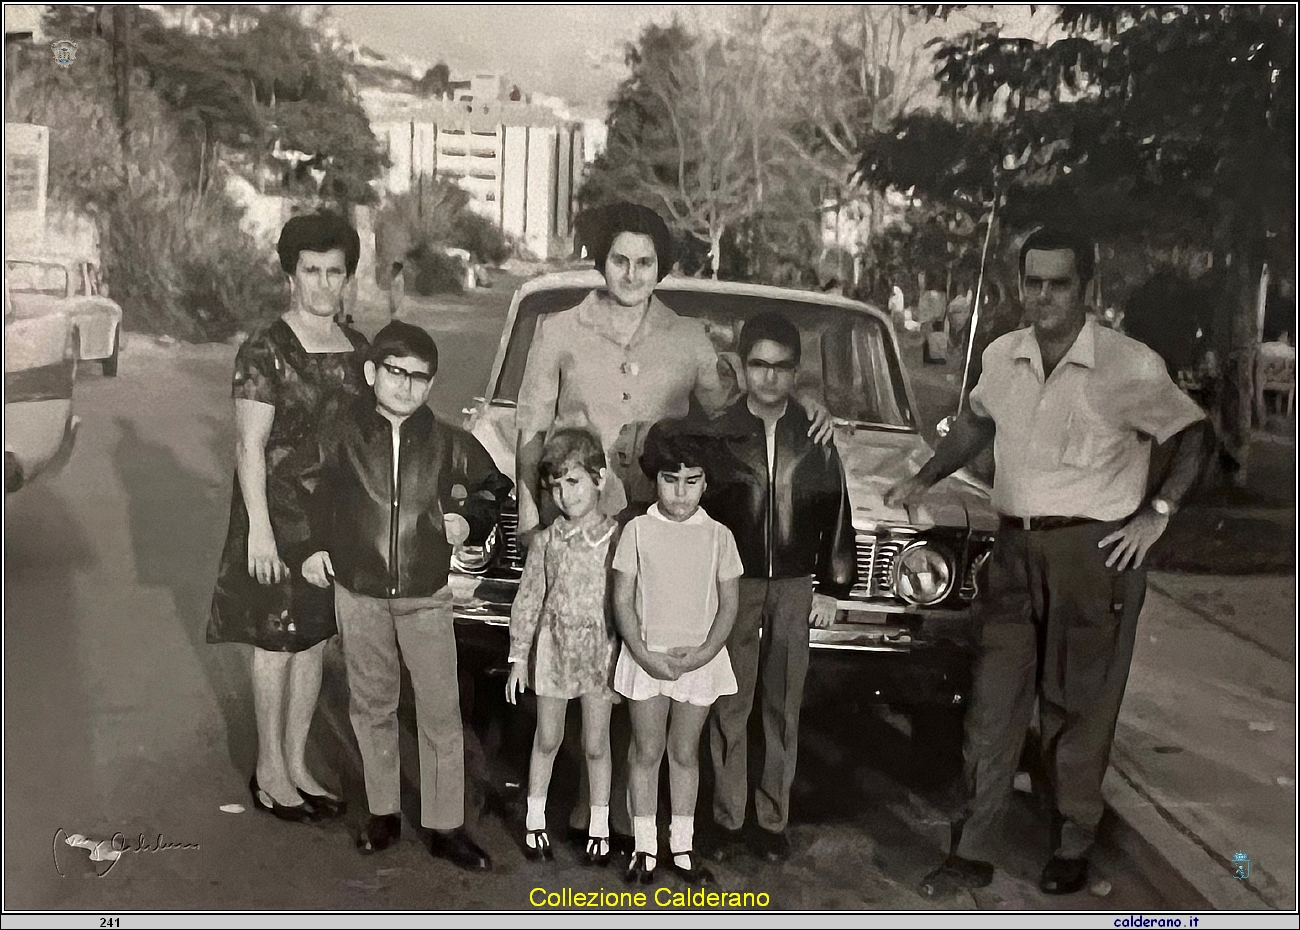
[968,320,1205,521]
[612,504,744,651]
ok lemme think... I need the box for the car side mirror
[935,415,954,438]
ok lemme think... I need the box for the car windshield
[495,287,915,430]
[7,261,67,298]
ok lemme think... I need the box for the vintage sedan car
[449,271,998,730]
[4,281,78,492]
[6,253,122,376]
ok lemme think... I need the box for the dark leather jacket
[701,400,856,598]
[308,394,512,599]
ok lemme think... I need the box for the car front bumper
[449,573,975,707]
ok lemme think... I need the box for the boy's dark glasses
[745,358,798,373]
[380,362,434,386]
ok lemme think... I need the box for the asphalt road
[4,285,1191,911]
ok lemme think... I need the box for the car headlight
[892,541,954,606]
[451,524,499,574]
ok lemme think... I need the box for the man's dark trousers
[956,520,1147,861]
[710,575,815,833]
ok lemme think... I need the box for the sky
[329,4,1051,118]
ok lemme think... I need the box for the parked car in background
[4,281,78,492]
[450,271,999,752]
[6,253,122,376]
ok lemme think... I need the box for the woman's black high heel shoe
[249,775,320,823]
[296,790,346,820]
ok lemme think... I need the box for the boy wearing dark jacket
[303,321,511,870]
[701,311,857,863]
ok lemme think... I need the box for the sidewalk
[1105,572,1296,910]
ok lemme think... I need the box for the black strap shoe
[429,827,492,872]
[1039,855,1088,895]
[668,850,714,886]
[523,828,554,861]
[625,851,656,885]
[358,814,402,854]
[584,836,611,867]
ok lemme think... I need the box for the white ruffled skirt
[613,642,738,707]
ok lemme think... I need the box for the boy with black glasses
[302,320,512,870]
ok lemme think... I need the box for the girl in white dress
[611,420,741,887]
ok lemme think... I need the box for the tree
[856,5,1296,479]
[769,6,932,286]
[417,63,452,99]
[582,21,767,278]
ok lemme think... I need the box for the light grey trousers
[334,583,465,830]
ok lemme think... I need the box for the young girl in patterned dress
[506,428,620,866]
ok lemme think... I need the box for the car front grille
[495,504,526,576]
[850,534,909,600]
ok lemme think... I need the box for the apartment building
[366,83,585,260]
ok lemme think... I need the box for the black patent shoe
[523,828,554,861]
[298,790,347,820]
[584,836,611,867]
[667,850,714,886]
[1039,856,1089,895]
[249,775,320,823]
[625,851,657,885]
[430,827,492,872]
[358,813,402,854]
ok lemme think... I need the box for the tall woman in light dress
[208,214,368,822]
[515,202,833,538]
[513,202,832,837]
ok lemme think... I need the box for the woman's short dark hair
[539,427,606,486]
[579,202,675,282]
[277,213,361,277]
[1018,226,1094,289]
[369,320,438,375]
[639,417,714,481]
[739,311,802,366]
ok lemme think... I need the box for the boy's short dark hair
[739,311,802,366]
[277,212,361,277]
[539,427,606,485]
[639,417,714,482]
[1019,226,1095,290]
[369,320,439,374]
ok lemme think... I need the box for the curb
[1103,764,1275,910]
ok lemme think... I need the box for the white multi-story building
[366,82,585,260]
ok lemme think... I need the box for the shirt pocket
[1061,406,1123,468]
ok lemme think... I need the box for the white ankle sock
[589,805,610,839]
[633,815,657,855]
[670,815,694,867]
[525,796,546,832]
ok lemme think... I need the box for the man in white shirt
[887,227,1213,896]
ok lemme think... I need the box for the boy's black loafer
[1039,856,1088,895]
[429,827,492,872]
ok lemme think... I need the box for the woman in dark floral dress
[209,214,368,822]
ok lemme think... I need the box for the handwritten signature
[53,828,199,877]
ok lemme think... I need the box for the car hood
[469,404,997,534]
[834,426,996,533]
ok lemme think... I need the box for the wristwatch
[1150,497,1175,517]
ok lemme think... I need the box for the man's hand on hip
[1098,507,1169,571]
